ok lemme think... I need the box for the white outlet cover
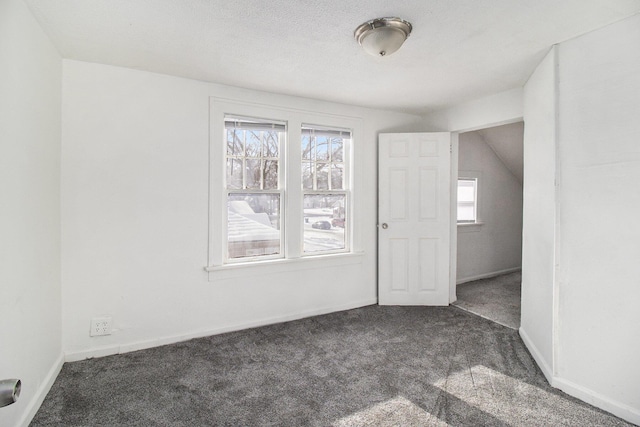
[90,316,113,337]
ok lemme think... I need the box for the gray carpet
[453,271,522,329]
[31,305,630,426]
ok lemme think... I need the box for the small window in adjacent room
[457,178,478,223]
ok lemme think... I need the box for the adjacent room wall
[555,14,640,422]
[0,1,63,426]
[519,47,557,381]
[61,60,423,359]
[456,131,523,283]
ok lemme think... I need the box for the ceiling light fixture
[354,17,413,57]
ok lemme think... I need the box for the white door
[378,132,451,305]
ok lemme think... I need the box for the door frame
[448,118,523,304]
[378,118,523,305]
[448,132,459,303]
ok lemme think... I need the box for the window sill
[457,222,484,232]
[206,252,365,280]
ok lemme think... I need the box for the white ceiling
[476,122,524,184]
[26,0,640,114]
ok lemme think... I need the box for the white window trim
[207,98,363,277]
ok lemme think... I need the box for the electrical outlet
[90,317,112,337]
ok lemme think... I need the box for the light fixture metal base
[354,17,413,57]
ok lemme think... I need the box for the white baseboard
[65,298,377,362]
[552,377,640,426]
[456,267,521,285]
[519,327,640,425]
[18,352,64,427]
[518,326,553,383]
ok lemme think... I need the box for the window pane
[316,136,329,161]
[457,204,475,222]
[263,131,279,157]
[226,158,243,189]
[331,163,343,190]
[331,138,343,161]
[302,135,313,160]
[458,179,476,202]
[245,159,261,189]
[303,194,346,253]
[245,131,261,157]
[302,162,313,190]
[228,193,281,259]
[263,160,278,189]
[316,163,329,190]
[227,129,243,156]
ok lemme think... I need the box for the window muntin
[302,125,350,255]
[225,116,285,261]
[457,178,478,223]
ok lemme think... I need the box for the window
[212,103,355,267]
[457,178,478,223]
[302,126,350,254]
[225,116,285,260]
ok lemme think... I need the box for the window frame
[208,98,361,273]
[301,124,351,256]
[224,116,287,263]
[455,169,484,233]
[456,176,478,224]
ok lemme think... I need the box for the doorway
[452,122,524,329]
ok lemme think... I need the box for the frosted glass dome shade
[354,17,412,57]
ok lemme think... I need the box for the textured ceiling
[25,0,640,114]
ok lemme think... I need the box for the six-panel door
[378,132,451,305]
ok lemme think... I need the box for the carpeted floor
[453,271,522,329]
[31,305,630,426]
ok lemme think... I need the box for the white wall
[0,1,63,426]
[519,47,557,381]
[61,60,423,359]
[426,20,640,421]
[520,15,640,423]
[554,14,640,422]
[457,131,523,283]
[423,88,523,132]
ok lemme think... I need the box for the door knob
[381,223,388,229]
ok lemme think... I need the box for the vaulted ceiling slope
[26,0,640,114]
[477,122,524,184]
